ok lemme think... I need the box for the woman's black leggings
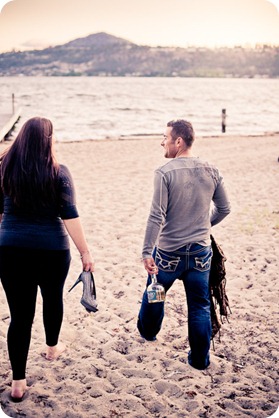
[0,246,71,380]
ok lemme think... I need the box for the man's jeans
[137,243,212,370]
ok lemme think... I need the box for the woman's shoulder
[57,164,74,183]
[58,164,71,176]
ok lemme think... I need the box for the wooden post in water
[221,108,226,133]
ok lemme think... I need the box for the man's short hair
[167,119,195,147]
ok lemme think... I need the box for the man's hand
[143,257,159,275]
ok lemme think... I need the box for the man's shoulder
[155,158,221,181]
[156,157,218,172]
[156,159,173,172]
[156,157,188,171]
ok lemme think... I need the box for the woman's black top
[0,164,79,250]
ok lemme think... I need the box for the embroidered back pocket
[155,250,180,272]
[194,249,212,272]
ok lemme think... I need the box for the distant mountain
[65,32,133,48]
[0,32,278,77]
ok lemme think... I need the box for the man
[137,119,231,370]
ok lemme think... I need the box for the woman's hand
[80,251,95,272]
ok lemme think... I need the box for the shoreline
[52,130,279,144]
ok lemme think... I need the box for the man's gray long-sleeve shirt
[142,157,231,259]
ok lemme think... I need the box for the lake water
[0,77,279,141]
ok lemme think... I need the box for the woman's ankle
[45,342,66,360]
[11,379,27,398]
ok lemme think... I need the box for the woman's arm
[63,217,94,272]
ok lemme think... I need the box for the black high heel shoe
[69,271,98,313]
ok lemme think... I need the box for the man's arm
[210,179,231,226]
[142,170,168,273]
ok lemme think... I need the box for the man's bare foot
[42,342,66,361]
[11,379,27,402]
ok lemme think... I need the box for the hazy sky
[0,0,279,52]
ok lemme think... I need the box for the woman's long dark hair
[0,117,59,211]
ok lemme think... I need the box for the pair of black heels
[68,271,98,313]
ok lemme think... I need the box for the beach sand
[0,134,278,418]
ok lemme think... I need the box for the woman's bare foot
[42,342,66,361]
[11,379,27,401]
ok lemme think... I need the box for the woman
[0,117,94,401]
